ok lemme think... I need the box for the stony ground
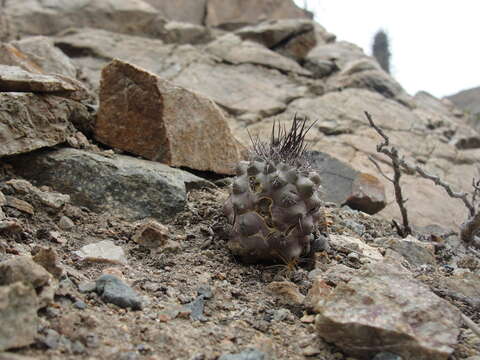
[1,160,479,360]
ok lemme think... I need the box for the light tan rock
[74,240,128,265]
[205,34,310,75]
[345,172,387,215]
[0,65,76,92]
[141,0,206,24]
[1,0,163,40]
[95,59,244,175]
[266,281,305,305]
[206,0,310,29]
[4,196,34,215]
[2,36,77,79]
[329,235,383,263]
[133,220,169,249]
[374,235,436,266]
[0,282,38,351]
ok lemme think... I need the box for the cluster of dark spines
[224,116,322,263]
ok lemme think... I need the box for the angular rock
[205,34,310,75]
[305,41,365,71]
[0,282,38,351]
[205,0,310,29]
[304,277,332,311]
[95,274,142,310]
[58,216,74,231]
[74,240,127,265]
[4,36,78,79]
[0,92,88,157]
[9,148,212,221]
[315,260,461,360]
[4,197,34,215]
[141,0,206,24]
[0,352,38,360]
[162,21,211,44]
[330,59,411,105]
[95,59,243,174]
[32,247,63,279]
[0,192,6,207]
[373,236,436,266]
[266,281,304,305]
[308,150,359,205]
[1,0,163,40]
[329,235,383,263]
[0,256,51,289]
[133,220,169,249]
[345,173,386,215]
[236,19,315,49]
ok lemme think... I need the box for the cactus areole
[224,115,323,263]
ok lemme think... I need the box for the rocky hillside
[447,86,480,132]
[0,1,479,360]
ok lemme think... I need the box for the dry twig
[365,111,411,237]
[365,111,480,245]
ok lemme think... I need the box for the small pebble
[58,215,75,230]
[74,300,87,310]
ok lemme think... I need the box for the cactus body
[224,116,322,263]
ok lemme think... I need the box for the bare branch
[365,111,412,237]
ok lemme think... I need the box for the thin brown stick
[365,111,411,237]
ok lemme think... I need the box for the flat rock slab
[95,59,243,175]
[0,282,38,351]
[205,34,310,75]
[0,92,86,157]
[9,148,212,221]
[315,260,461,360]
[74,240,127,265]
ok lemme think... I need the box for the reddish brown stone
[95,59,243,175]
[345,173,386,215]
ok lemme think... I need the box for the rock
[0,209,4,221]
[0,353,38,360]
[1,0,163,41]
[440,272,480,304]
[9,148,212,221]
[235,19,317,60]
[372,353,403,360]
[32,247,63,279]
[3,36,78,79]
[133,220,169,249]
[373,236,436,266]
[330,59,411,105]
[0,65,77,93]
[218,348,268,360]
[205,0,310,29]
[345,173,387,215]
[0,256,53,308]
[306,41,365,71]
[308,150,359,205]
[315,260,461,359]
[0,192,6,207]
[58,216,75,230]
[329,235,383,263]
[205,34,310,75]
[174,62,306,117]
[95,59,243,175]
[34,190,70,210]
[95,274,142,310]
[446,86,480,119]
[0,282,38,351]
[0,92,88,157]
[74,240,128,265]
[4,196,34,215]
[141,0,206,25]
[162,21,211,44]
[265,281,304,305]
[304,277,333,311]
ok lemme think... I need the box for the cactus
[224,115,323,263]
[372,29,391,74]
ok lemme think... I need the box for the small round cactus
[224,115,323,263]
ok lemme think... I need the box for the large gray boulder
[9,148,213,221]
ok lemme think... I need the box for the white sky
[295,0,480,98]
